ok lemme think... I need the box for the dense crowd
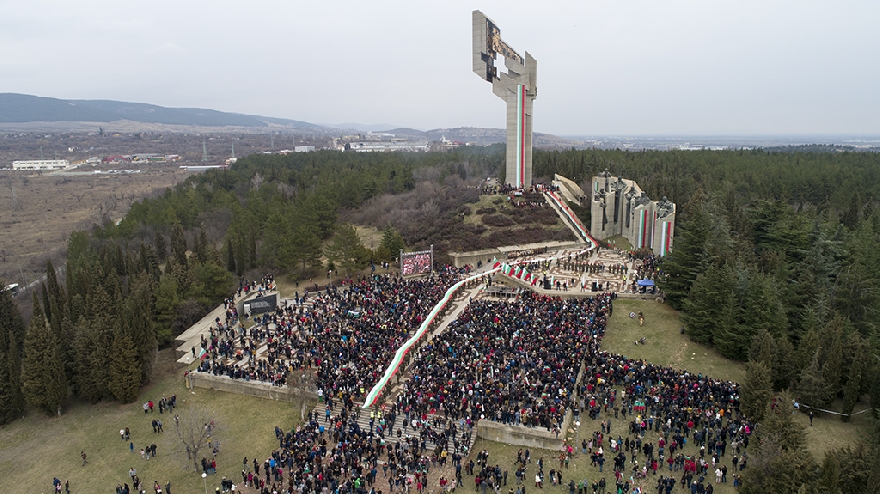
[394,293,613,431]
[196,271,463,401]
[249,396,455,494]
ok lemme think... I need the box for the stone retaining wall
[449,241,585,268]
[187,372,318,403]
[476,420,565,450]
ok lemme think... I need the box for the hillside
[0,93,321,129]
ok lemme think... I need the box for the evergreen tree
[291,224,323,276]
[20,293,67,415]
[0,286,26,424]
[226,238,236,273]
[749,329,777,368]
[659,205,713,310]
[818,315,844,393]
[260,211,293,269]
[681,264,733,346]
[741,392,815,494]
[740,360,773,421]
[107,331,141,403]
[170,224,188,267]
[155,230,167,261]
[773,335,798,391]
[324,223,367,277]
[797,352,832,409]
[123,273,158,384]
[840,340,865,421]
[380,224,405,260]
[193,229,209,264]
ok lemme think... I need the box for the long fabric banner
[361,268,499,408]
[544,191,599,248]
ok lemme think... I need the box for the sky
[2,0,879,136]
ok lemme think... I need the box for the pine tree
[740,360,773,421]
[659,205,713,310]
[681,264,733,346]
[20,293,67,416]
[291,224,322,276]
[840,340,865,421]
[749,329,776,368]
[324,223,367,277]
[107,331,141,403]
[772,335,798,391]
[797,352,832,410]
[818,316,844,393]
[380,224,405,260]
[0,286,26,424]
[741,392,815,494]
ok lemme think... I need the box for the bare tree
[287,370,317,421]
[173,405,221,472]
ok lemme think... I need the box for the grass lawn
[602,299,747,384]
[600,299,870,459]
[0,350,309,494]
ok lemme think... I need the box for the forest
[1,145,879,492]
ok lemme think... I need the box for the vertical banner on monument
[400,246,434,276]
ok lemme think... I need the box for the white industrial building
[12,159,70,170]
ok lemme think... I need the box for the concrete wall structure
[473,10,537,188]
[448,240,584,268]
[589,171,676,256]
[187,372,318,403]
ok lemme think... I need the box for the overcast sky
[2,0,879,135]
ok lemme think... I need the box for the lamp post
[202,472,208,494]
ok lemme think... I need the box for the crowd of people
[196,270,466,402]
[394,293,613,432]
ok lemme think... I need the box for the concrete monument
[589,171,676,256]
[472,10,537,189]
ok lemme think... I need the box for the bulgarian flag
[198,348,208,360]
[492,257,500,269]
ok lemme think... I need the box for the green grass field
[0,350,306,494]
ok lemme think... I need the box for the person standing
[80,451,88,466]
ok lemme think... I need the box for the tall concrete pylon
[472,10,537,189]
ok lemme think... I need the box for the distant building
[12,159,69,170]
[294,146,316,153]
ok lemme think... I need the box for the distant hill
[0,93,322,129]
[0,93,588,147]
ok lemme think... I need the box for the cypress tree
[155,230,167,262]
[0,285,26,424]
[123,273,157,384]
[20,293,67,416]
[740,360,773,421]
[107,331,141,403]
[226,238,236,273]
[170,224,188,267]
